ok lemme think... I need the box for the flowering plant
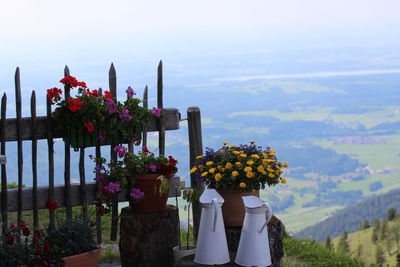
[91,146,178,214]
[47,76,154,150]
[190,141,288,191]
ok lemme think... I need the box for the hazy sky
[1,0,400,50]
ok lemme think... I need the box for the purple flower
[130,188,145,200]
[113,145,127,158]
[96,174,105,184]
[152,107,162,118]
[94,165,104,171]
[126,86,135,97]
[98,134,106,143]
[107,182,120,193]
[89,154,94,159]
[106,98,118,113]
[150,165,157,172]
[119,109,132,120]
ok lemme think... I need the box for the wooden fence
[0,62,203,242]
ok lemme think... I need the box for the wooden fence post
[31,91,39,230]
[15,67,23,221]
[187,106,203,240]
[1,93,8,233]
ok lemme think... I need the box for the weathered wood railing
[0,62,204,242]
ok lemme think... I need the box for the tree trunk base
[119,205,179,267]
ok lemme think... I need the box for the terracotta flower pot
[218,190,259,227]
[62,248,101,267]
[132,174,169,212]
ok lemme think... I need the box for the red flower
[168,156,178,165]
[104,91,113,99]
[45,200,58,210]
[68,97,84,112]
[17,220,26,228]
[46,87,63,104]
[33,232,42,243]
[76,81,87,88]
[34,247,43,255]
[9,224,15,231]
[60,75,79,87]
[96,205,105,214]
[142,147,149,154]
[6,236,14,246]
[83,122,95,132]
[101,186,110,196]
[22,227,31,237]
[86,89,98,96]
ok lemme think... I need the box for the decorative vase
[132,174,169,212]
[218,189,259,227]
[173,245,196,263]
[62,248,101,267]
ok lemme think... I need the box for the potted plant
[47,76,153,150]
[41,200,100,267]
[92,146,178,214]
[190,141,288,226]
[172,187,199,262]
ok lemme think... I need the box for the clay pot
[62,248,101,267]
[218,190,259,227]
[132,174,169,212]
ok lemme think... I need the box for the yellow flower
[232,171,239,177]
[225,162,233,169]
[267,168,274,173]
[209,168,215,174]
[257,165,264,172]
[261,170,267,175]
[262,159,269,165]
[281,178,287,184]
[239,182,246,188]
[235,162,242,167]
[201,172,208,177]
[198,165,203,170]
[206,161,213,166]
[249,141,256,144]
[239,153,247,158]
[217,166,222,171]
[229,145,237,148]
[269,152,276,157]
[283,162,289,168]
[278,162,282,167]
[278,170,283,174]
[262,152,267,157]
[233,151,240,155]
[251,154,260,159]
[214,173,222,181]
[222,141,228,145]
[221,168,225,172]
[246,160,254,166]
[196,155,204,159]
[244,166,252,172]
[190,167,197,174]
[246,172,254,178]
[268,173,275,179]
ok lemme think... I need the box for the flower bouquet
[92,146,178,213]
[47,76,153,150]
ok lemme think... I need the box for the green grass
[284,235,364,266]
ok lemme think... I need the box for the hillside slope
[295,188,400,242]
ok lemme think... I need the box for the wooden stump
[119,205,179,267]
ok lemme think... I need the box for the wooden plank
[1,93,8,232]
[79,149,87,218]
[127,87,133,153]
[109,63,118,241]
[0,176,181,212]
[63,66,72,220]
[187,106,204,240]
[95,144,102,243]
[3,108,180,141]
[15,67,23,221]
[31,91,39,230]
[46,98,55,229]
[157,61,165,156]
[142,85,148,150]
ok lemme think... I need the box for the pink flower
[106,98,118,113]
[107,182,121,193]
[97,134,106,143]
[113,146,127,158]
[130,188,145,200]
[152,107,162,118]
[150,165,157,172]
[126,86,135,97]
[119,109,132,120]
